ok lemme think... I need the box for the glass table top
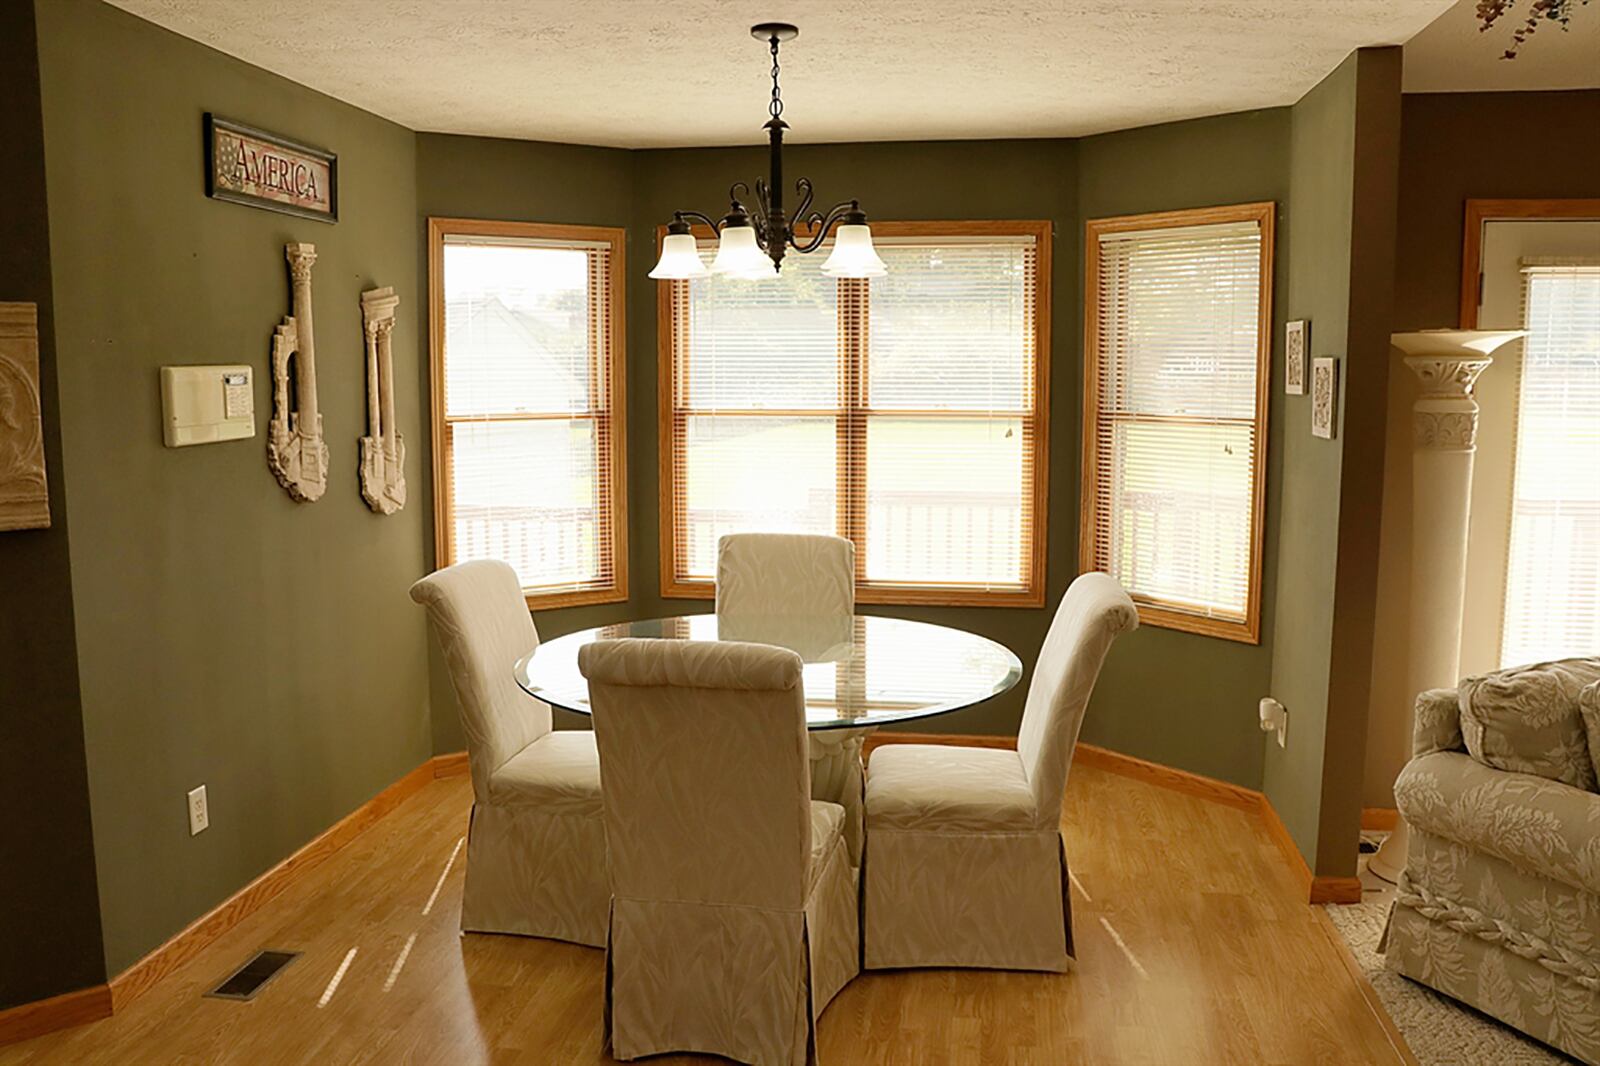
[514,613,1024,730]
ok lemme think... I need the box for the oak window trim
[1460,198,1600,327]
[1080,202,1275,644]
[427,216,629,610]
[656,219,1053,608]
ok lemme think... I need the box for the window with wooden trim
[428,219,627,608]
[1082,203,1274,643]
[659,221,1051,606]
[1500,260,1600,667]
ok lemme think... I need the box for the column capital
[285,242,318,282]
[1403,354,1492,398]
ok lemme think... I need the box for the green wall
[0,0,106,1010]
[35,0,433,974]
[1262,49,1401,875]
[1075,109,1289,786]
[413,133,638,753]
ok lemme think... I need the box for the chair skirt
[461,802,609,947]
[606,830,859,1065]
[864,828,1073,972]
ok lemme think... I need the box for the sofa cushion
[1457,657,1600,791]
[1395,750,1600,896]
[1582,680,1600,791]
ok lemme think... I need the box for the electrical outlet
[187,784,209,836]
[1258,697,1289,749]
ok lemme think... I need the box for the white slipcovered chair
[409,559,607,947]
[580,638,859,1065]
[863,571,1137,972]
[716,533,868,866]
[716,532,855,620]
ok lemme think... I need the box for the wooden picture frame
[205,114,338,223]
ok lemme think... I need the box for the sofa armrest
[1412,687,1463,757]
[1396,751,1600,895]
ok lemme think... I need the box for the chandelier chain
[769,35,783,120]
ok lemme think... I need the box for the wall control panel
[161,364,255,447]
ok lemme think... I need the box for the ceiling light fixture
[648,23,886,281]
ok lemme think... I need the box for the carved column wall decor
[359,285,404,514]
[267,242,328,501]
[0,302,50,531]
[1368,329,1524,883]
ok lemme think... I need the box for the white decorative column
[359,286,406,515]
[1368,329,1523,884]
[267,242,329,502]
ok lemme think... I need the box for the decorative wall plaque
[358,286,405,515]
[1285,319,1308,395]
[205,114,337,223]
[0,302,50,531]
[267,243,329,502]
[1311,356,1339,439]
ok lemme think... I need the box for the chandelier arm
[790,200,860,253]
[791,179,815,234]
[675,210,724,235]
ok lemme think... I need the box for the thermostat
[160,364,256,447]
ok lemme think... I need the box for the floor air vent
[206,950,299,1001]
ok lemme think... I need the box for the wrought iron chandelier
[649,23,886,281]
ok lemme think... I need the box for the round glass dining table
[514,613,1023,730]
[515,613,1023,866]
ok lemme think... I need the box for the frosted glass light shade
[648,233,709,279]
[821,224,887,278]
[710,224,775,278]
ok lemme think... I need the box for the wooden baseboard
[433,751,470,778]
[1072,743,1262,812]
[1362,807,1399,832]
[1310,877,1364,904]
[0,985,112,1048]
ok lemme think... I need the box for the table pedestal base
[809,727,873,868]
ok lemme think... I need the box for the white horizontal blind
[1500,261,1600,668]
[667,231,1040,597]
[862,240,1036,591]
[1088,218,1265,626]
[442,235,619,599]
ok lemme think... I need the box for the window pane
[679,415,837,579]
[443,243,593,416]
[868,242,1031,412]
[863,415,1026,587]
[1501,265,1600,667]
[1104,419,1255,617]
[684,250,836,410]
[449,419,609,592]
[1089,216,1265,629]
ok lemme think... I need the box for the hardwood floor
[0,762,1408,1064]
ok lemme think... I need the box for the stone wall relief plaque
[358,286,405,515]
[266,242,329,502]
[0,302,50,531]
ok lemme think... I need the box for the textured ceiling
[1403,0,1600,92]
[106,1,1459,147]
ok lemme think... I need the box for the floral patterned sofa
[1382,658,1600,1063]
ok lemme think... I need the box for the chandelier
[648,23,886,281]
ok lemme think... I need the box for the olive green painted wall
[1262,48,1401,875]
[0,0,106,1010]
[1076,109,1290,787]
[35,0,433,974]
[413,133,638,753]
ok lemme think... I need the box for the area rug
[1323,897,1575,1065]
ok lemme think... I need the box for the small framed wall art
[1311,356,1338,439]
[1285,320,1308,395]
[205,114,337,223]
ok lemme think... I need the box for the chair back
[580,638,812,910]
[715,533,855,621]
[1016,572,1138,823]
[409,560,550,801]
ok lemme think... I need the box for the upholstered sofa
[1382,657,1600,1064]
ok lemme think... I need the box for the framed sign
[205,114,337,223]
